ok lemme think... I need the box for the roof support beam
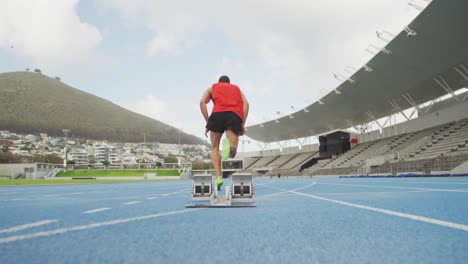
[376,30,396,43]
[365,44,391,55]
[454,64,468,81]
[389,99,410,121]
[256,142,269,151]
[354,123,371,135]
[363,65,373,72]
[333,73,354,85]
[463,91,468,102]
[276,140,288,152]
[404,26,417,37]
[381,116,392,128]
[434,75,460,102]
[365,111,384,129]
[422,99,437,114]
[402,92,421,112]
[288,130,305,149]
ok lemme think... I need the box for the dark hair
[218,75,230,83]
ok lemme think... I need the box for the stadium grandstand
[232,0,468,177]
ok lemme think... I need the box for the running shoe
[215,176,224,191]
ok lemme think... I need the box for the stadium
[1,0,468,263]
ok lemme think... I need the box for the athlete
[200,75,249,190]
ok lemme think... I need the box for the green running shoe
[215,176,224,191]
[221,138,230,160]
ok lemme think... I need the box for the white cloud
[0,0,102,69]
[119,94,207,140]
[100,0,421,134]
[146,32,177,56]
[98,0,418,97]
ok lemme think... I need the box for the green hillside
[0,71,204,144]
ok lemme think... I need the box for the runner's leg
[210,131,223,177]
[225,129,239,158]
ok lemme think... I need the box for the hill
[0,71,205,144]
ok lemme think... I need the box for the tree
[33,154,63,164]
[155,162,162,168]
[164,156,178,163]
[192,160,210,170]
[102,160,110,169]
[0,153,23,163]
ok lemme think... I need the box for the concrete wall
[0,163,60,179]
[0,164,35,178]
[451,161,468,174]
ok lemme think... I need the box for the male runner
[200,75,249,190]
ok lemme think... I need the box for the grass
[56,169,180,177]
[0,179,169,186]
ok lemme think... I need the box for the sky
[0,0,428,149]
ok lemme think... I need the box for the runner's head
[218,75,230,84]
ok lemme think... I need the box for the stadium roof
[246,0,468,143]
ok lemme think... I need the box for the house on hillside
[69,147,88,165]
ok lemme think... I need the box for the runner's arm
[241,91,249,134]
[200,87,212,123]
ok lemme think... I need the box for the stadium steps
[389,133,416,151]
[250,155,281,170]
[268,154,298,168]
[291,151,319,170]
[410,122,457,157]
[336,140,381,167]
[277,153,300,168]
[263,156,281,167]
[320,141,375,168]
[244,157,262,170]
[412,121,467,158]
[280,154,305,170]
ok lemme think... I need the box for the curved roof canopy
[246,0,468,143]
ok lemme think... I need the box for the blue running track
[1,177,468,263]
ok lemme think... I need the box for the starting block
[186,174,256,208]
[191,175,212,201]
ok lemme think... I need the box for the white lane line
[0,220,59,234]
[319,182,468,193]
[123,201,141,205]
[257,182,317,197]
[82,208,112,214]
[0,208,200,244]
[355,180,468,186]
[43,192,85,197]
[310,190,431,196]
[0,192,18,195]
[291,190,468,232]
[161,189,191,196]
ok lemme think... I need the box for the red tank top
[211,82,244,121]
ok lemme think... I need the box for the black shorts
[206,111,242,135]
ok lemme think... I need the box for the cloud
[146,32,178,56]
[100,0,420,131]
[0,0,102,70]
[119,94,206,140]
[98,0,418,93]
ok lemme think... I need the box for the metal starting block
[186,174,256,208]
[191,175,213,201]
